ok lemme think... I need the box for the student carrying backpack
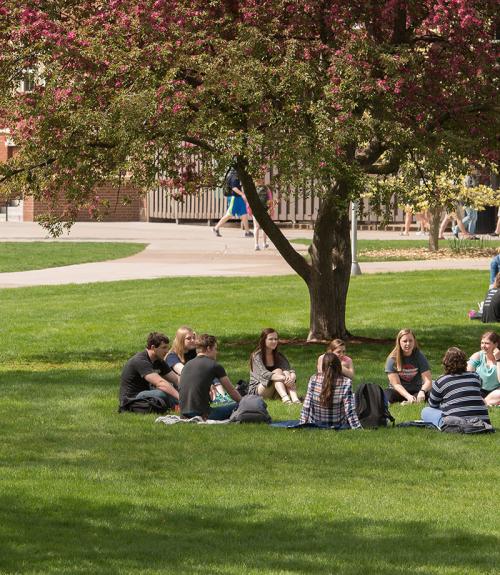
[223,167,236,196]
[355,383,395,428]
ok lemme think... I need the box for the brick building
[1,130,146,222]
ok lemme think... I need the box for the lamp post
[351,201,362,276]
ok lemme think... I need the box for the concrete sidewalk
[0,221,492,288]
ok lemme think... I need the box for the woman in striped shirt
[299,353,361,429]
[422,347,490,429]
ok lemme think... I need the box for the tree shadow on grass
[0,496,497,575]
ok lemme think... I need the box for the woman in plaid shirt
[299,353,362,429]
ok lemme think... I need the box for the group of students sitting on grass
[119,326,500,430]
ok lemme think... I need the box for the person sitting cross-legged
[119,332,180,410]
[384,329,432,404]
[248,328,300,404]
[179,334,241,421]
[422,347,491,429]
[300,353,362,429]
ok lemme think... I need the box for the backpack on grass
[441,416,495,434]
[229,395,272,424]
[355,383,395,429]
[119,396,169,415]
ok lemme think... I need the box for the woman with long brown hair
[299,353,361,429]
[385,329,432,404]
[248,328,300,404]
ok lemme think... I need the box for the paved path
[0,221,492,288]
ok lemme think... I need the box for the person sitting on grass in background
[385,329,432,404]
[248,328,301,404]
[421,347,491,429]
[468,272,500,322]
[490,253,500,286]
[167,326,230,402]
[179,334,241,420]
[317,338,354,380]
[300,353,362,429]
[481,273,500,324]
[166,326,198,374]
[467,330,500,405]
[119,332,180,410]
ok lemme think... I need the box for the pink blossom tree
[0,1,497,339]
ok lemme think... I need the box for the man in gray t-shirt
[180,334,241,420]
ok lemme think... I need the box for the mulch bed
[360,247,498,260]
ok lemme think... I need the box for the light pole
[351,201,362,276]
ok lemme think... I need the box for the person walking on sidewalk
[213,167,253,238]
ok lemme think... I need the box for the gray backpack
[441,416,495,434]
[229,395,272,424]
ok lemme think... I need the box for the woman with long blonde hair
[384,329,432,404]
[166,326,197,375]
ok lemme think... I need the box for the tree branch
[0,158,55,184]
[364,153,401,175]
[355,137,386,168]
[183,136,216,153]
[236,159,311,283]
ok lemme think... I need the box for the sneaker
[400,232,409,236]
[415,231,425,236]
[470,235,480,240]
[213,227,221,237]
[244,231,254,237]
[254,245,260,251]
[490,232,499,237]
[452,225,459,238]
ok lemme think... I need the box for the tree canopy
[0,1,498,337]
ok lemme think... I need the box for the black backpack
[229,395,272,424]
[119,396,169,415]
[235,379,249,397]
[355,383,395,429]
[223,168,236,196]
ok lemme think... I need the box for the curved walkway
[0,221,492,288]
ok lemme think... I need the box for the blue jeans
[421,407,443,429]
[462,207,478,234]
[136,389,178,407]
[184,402,238,421]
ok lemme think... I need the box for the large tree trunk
[238,161,351,341]
[307,184,351,340]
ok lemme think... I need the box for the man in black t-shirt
[180,334,241,420]
[119,332,180,409]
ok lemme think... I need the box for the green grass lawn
[0,272,499,574]
[291,238,500,261]
[0,242,147,272]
